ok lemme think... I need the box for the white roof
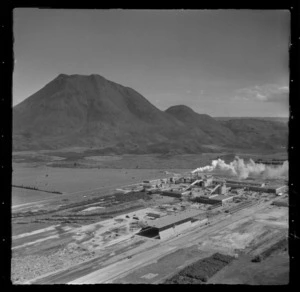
[210,195,235,201]
[145,209,204,229]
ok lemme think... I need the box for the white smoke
[191,157,288,179]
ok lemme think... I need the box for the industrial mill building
[137,209,207,240]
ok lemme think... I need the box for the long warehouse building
[138,209,207,240]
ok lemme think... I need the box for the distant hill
[13,74,288,153]
[165,105,239,147]
[215,117,289,124]
[218,118,288,150]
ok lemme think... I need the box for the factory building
[225,183,268,193]
[174,177,185,184]
[204,176,213,187]
[225,180,265,187]
[193,194,235,206]
[226,183,246,189]
[146,212,161,219]
[246,185,285,193]
[272,199,288,207]
[212,179,226,186]
[275,185,288,194]
[161,190,182,198]
[143,179,162,187]
[150,179,162,185]
[218,184,227,195]
[193,197,222,205]
[209,195,235,204]
[137,209,206,240]
[161,178,168,184]
[223,183,287,194]
[250,186,277,193]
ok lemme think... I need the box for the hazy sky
[13,9,290,117]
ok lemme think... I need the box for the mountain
[13,74,288,153]
[219,118,288,150]
[165,105,238,147]
[13,74,198,153]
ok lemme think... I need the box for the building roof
[225,180,264,186]
[210,195,235,201]
[145,209,204,230]
[161,190,182,195]
[147,212,161,218]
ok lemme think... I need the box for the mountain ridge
[13,74,288,153]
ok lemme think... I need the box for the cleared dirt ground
[64,202,287,284]
[12,199,288,284]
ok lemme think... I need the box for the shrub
[201,275,209,282]
[252,255,262,262]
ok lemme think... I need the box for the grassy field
[208,251,289,285]
[13,149,288,170]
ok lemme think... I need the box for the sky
[13,9,290,117]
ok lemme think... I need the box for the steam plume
[191,156,288,179]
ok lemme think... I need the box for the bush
[252,255,262,262]
[212,253,234,264]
